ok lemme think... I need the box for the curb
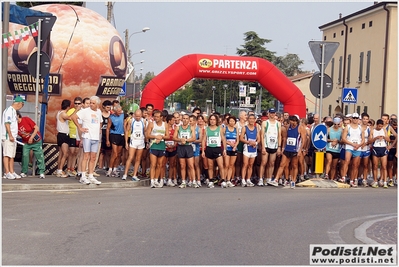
[2,179,150,191]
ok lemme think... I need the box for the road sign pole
[34,19,42,125]
[318,43,325,120]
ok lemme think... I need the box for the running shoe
[241,179,247,187]
[267,180,279,187]
[290,181,295,189]
[89,177,101,185]
[179,182,186,188]
[5,173,15,180]
[207,181,214,188]
[371,181,379,188]
[383,182,388,189]
[20,173,27,178]
[187,181,193,187]
[56,171,68,178]
[388,180,394,187]
[132,176,140,182]
[39,174,45,179]
[196,180,202,187]
[247,180,255,187]
[167,179,175,187]
[193,181,199,188]
[257,178,264,186]
[79,177,91,185]
[226,181,235,187]
[106,169,112,177]
[121,174,127,180]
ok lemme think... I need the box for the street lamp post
[223,84,228,114]
[132,62,144,104]
[212,86,216,112]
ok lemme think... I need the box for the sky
[86,1,374,76]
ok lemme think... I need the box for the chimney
[339,13,342,19]
[374,1,378,4]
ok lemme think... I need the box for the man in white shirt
[71,96,103,185]
[2,96,25,179]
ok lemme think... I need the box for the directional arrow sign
[309,41,340,72]
[311,124,328,150]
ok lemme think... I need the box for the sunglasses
[74,102,82,105]
[334,123,340,125]
[352,117,359,119]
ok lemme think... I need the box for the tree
[236,31,276,61]
[141,71,155,90]
[273,53,304,76]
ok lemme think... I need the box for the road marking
[328,213,397,244]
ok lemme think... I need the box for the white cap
[352,112,360,118]
[345,113,352,118]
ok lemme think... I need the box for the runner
[190,115,203,187]
[240,114,260,187]
[234,111,247,183]
[173,114,196,188]
[98,100,112,173]
[268,115,306,188]
[122,109,146,181]
[66,97,82,177]
[370,119,390,188]
[165,114,177,186]
[223,115,238,187]
[359,113,371,186]
[146,109,168,188]
[325,117,342,180]
[340,113,365,187]
[202,114,227,188]
[106,105,125,177]
[55,99,72,178]
[260,108,282,186]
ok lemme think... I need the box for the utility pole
[107,2,113,23]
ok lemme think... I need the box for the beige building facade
[292,2,397,119]
[320,1,397,118]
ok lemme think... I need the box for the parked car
[228,107,253,118]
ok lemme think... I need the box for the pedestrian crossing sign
[342,88,357,104]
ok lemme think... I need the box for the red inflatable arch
[140,54,306,117]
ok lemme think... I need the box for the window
[358,52,364,83]
[369,21,373,27]
[350,27,353,33]
[333,33,336,38]
[344,105,348,115]
[331,58,335,82]
[328,105,332,116]
[357,106,360,114]
[362,23,365,29]
[324,35,327,41]
[338,56,342,85]
[341,30,344,36]
[346,54,351,84]
[365,51,371,82]
[364,106,368,114]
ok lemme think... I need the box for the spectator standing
[2,96,25,179]
[16,111,45,178]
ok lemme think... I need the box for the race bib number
[165,141,174,146]
[329,143,341,150]
[209,136,219,145]
[180,132,189,139]
[133,131,142,138]
[351,138,359,144]
[268,135,277,146]
[287,137,296,146]
[227,139,236,147]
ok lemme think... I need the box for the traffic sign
[119,83,126,96]
[311,124,328,150]
[26,16,57,50]
[342,88,358,104]
[309,72,333,98]
[308,41,340,72]
[27,51,51,77]
[240,104,255,108]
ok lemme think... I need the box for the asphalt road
[2,186,397,265]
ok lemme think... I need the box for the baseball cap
[345,113,352,118]
[14,96,25,103]
[333,117,342,124]
[352,112,360,118]
[268,108,276,113]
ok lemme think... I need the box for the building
[318,1,397,118]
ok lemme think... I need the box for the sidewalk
[2,164,150,191]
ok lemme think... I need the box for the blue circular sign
[311,124,328,150]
